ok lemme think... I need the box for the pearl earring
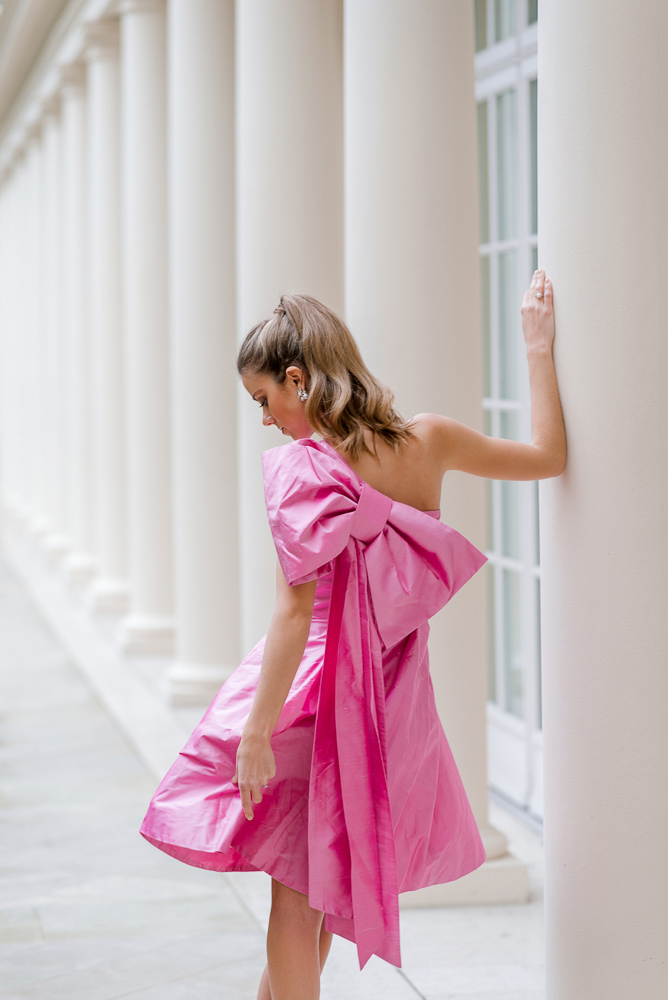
[297,386,308,401]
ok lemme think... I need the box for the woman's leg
[256,921,333,1000]
[255,879,334,1000]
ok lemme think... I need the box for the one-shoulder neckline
[312,437,441,517]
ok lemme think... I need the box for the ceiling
[0,0,72,132]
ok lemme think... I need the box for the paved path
[0,558,545,999]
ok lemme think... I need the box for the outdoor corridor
[0,556,544,1000]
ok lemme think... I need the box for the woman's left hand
[231,732,276,820]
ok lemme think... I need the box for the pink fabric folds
[262,438,489,969]
[138,435,489,972]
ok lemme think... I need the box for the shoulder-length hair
[236,292,417,462]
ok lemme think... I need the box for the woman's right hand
[232,731,276,821]
[521,268,555,353]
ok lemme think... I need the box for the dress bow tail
[307,543,402,970]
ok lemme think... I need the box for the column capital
[118,0,165,16]
[83,18,120,61]
[58,61,86,95]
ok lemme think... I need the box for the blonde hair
[237,293,417,462]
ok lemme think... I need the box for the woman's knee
[270,879,323,929]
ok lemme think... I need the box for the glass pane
[500,410,521,559]
[502,568,523,717]
[475,0,488,52]
[496,88,516,240]
[536,576,542,728]
[534,479,540,563]
[495,0,516,43]
[477,101,490,243]
[531,245,538,276]
[530,78,538,234]
[481,254,491,396]
[528,0,538,25]
[487,563,497,703]
[498,249,519,398]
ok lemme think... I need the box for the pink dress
[139,436,488,970]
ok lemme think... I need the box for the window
[474,0,542,823]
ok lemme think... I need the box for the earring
[297,386,308,401]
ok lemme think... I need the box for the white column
[0,171,9,510]
[166,0,238,703]
[17,129,43,532]
[0,157,23,517]
[84,20,129,615]
[13,142,32,520]
[539,3,668,997]
[236,0,344,650]
[10,148,29,517]
[40,95,70,559]
[25,123,50,539]
[344,0,526,905]
[118,0,174,654]
[59,63,95,585]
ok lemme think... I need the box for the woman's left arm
[232,560,317,820]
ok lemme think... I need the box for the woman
[139,268,564,999]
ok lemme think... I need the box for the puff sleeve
[261,440,358,586]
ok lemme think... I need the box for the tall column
[25,122,50,539]
[59,63,95,585]
[344,0,525,903]
[40,94,70,559]
[13,142,32,519]
[0,170,9,510]
[166,0,238,703]
[539,3,668,997]
[84,20,129,615]
[118,0,174,654]
[236,0,344,650]
[16,129,42,531]
[10,148,29,517]
[0,157,22,516]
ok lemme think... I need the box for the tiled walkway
[0,558,545,999]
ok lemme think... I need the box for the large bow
[295,480,488,970]
[262,443,487,968]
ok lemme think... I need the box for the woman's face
[241,366,313,440]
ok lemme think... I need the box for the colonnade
[1,0,666,995]
[0,0,519,900]
[0,0,504,879]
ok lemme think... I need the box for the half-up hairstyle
[237,293,417,462]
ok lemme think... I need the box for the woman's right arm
[423,268,566,482]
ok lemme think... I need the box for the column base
[43,532,71,562]
[479,820,511,860]
[62,551,97,588]
[399,850,530,908]
[118,614,175,656]
[86,577,130,615]
[164,661,236,707]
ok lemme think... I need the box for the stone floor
[0,557,545,999]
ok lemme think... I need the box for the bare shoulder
[409,412,459,469]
